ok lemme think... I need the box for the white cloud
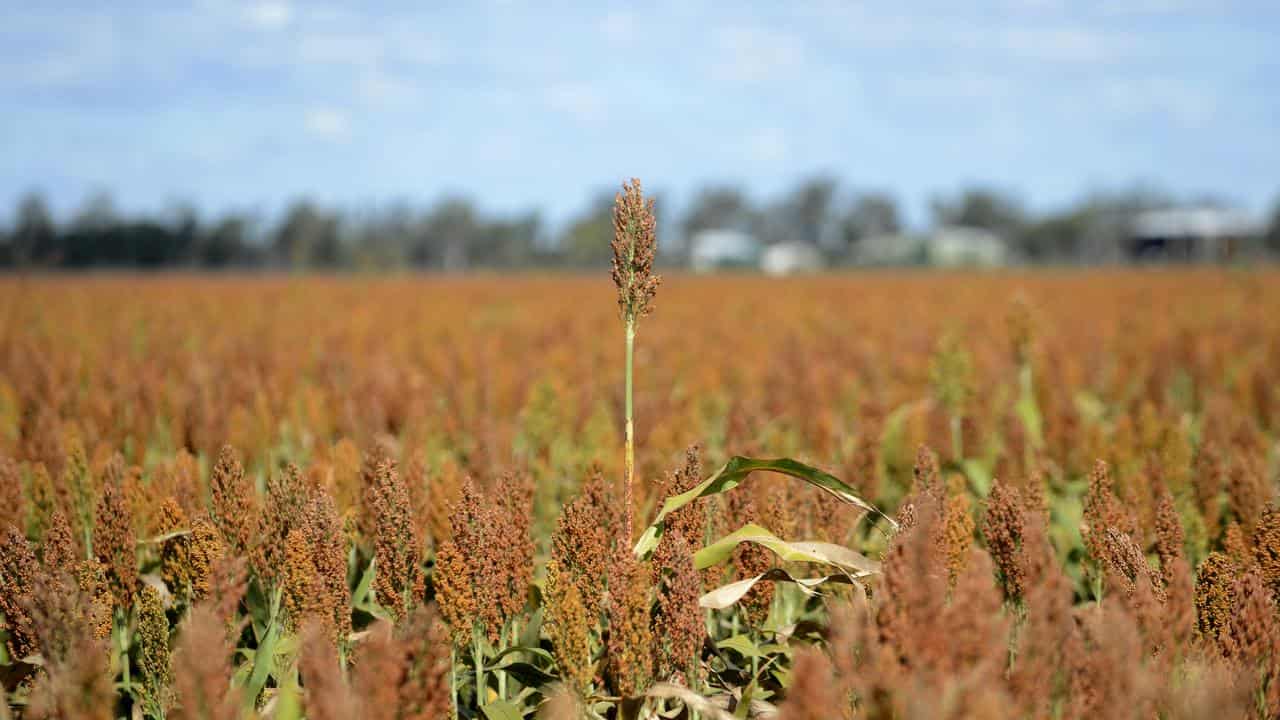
[304,107,350,138]
[244,0,293,30]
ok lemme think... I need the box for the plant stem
[624,318,636,538]
[473,632,486,708]
[949,412,963,462]
[497,624,508,701]
[450,646,459,719]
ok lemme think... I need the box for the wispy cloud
[243,1,293,31]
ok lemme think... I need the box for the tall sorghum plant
[610,178,660,536]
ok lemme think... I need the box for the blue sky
[2,1,1278,229]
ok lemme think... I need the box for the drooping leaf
[693,523,880,575]
[495,661,556,690]
[487,644,557,670]
[634,456,894,558]
[643,683,736,720]
[699,567,858,610]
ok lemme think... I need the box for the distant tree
[70,191,120,233]
[784,175,839,246]
[164,202,201,264]
[839,192,901,247]
[414,198,478,271]
[471,213,541,268]
[930,187,1025,235]
[1266,195,1280,254]
[274,200,342,268]
[560,193,615,267]
[10,192,57,266]
[351,205,414,271]
[1015,187,1172,263]
[202,214,253,267]
[682,186,754,238]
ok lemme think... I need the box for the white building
[854,233,927,266]
[761,241,824,275]
[926,226,1010,267]
[689,229,760,272]
[1129,207,1260,261]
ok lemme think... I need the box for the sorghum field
[1,267,1279,718]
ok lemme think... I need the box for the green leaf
[479,699,525,720]
[880,399,927,472]
[273,677,303,720]
[699,567,858,610]
[352,556,376,607]
[494,661,555,689]
[487,645,556,670]
[960,458,992,497]
[134,528,192,546]
[693,523,880,575]
[244,618,281,709]
[1015,364,1044,449]
[716,634,764,659]
[634,456,893,558]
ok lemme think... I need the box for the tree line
[2,179,1278,270]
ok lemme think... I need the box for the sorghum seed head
[610,178,660,323]
[299,488,351,643]
[0,456,23,532]
[282,526,326,633]
[545,559,595,696]
[41,509,77,580]
[1154,486,1186,588]
[777,647,839,720]
[661,445,706,548]
[135,584,173,715]
[606,545,654,697]
[252,462,307,589]
[1195,551,1236,647]
[983,478,1026,600]
[209,445,255,558]
[155,497,193,599]
[171,605,239,720]
[362,452,423,618]
[652,529,703,681]
[551,466,612,617]
[299,620,358,720]
[94,470,136,608]
[1251,504,1280,597]
[0,523,39,661]
[75,557,113,639]
[939,477,975,588]
[187,516,225,603]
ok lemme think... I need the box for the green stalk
[949,413,963,462]
[496,624,508,701]
[624,318,636,534]
[450,646,459,720]
[473,631,486,708]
